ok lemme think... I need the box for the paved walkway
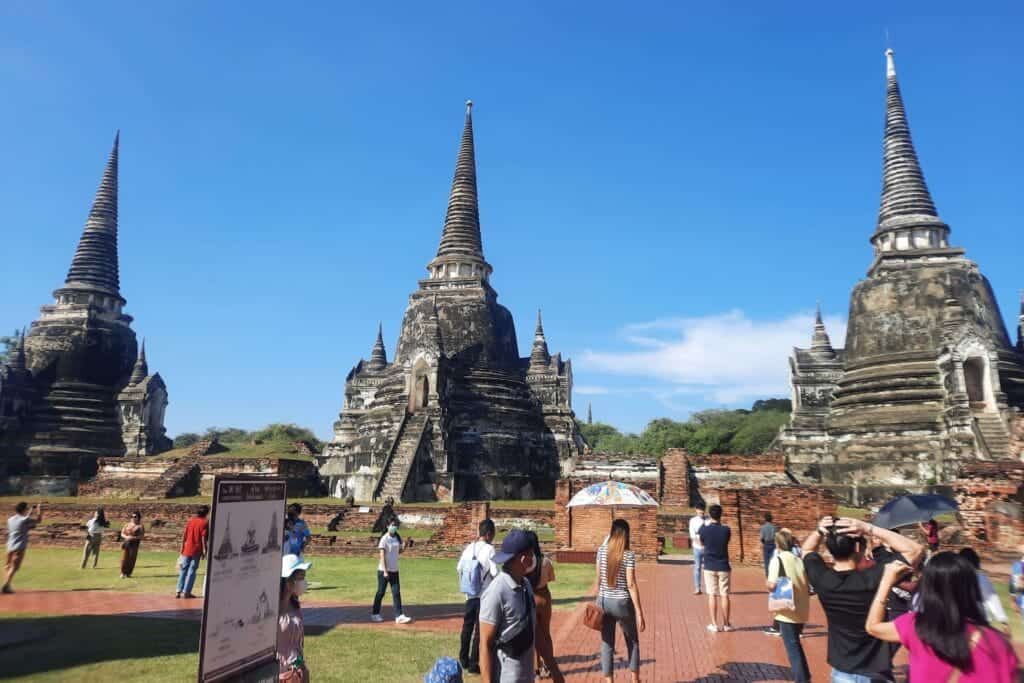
[0,557,906,681]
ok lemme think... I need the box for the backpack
[459,542,484,596]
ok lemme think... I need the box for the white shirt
[689,515,707,549]
[378,533,401,572]
[86,516,104,538]
[978,571,1008,624]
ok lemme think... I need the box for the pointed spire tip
[885,48,896,79]
[465,99,473,114]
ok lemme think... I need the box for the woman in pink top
[866,552,1018,683]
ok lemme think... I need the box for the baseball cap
[281,553,312,578]
[492,529,533,564]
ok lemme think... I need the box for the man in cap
[479,530,537,683]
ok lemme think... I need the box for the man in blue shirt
[698,504,732,632]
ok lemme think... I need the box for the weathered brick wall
[687,453,785,473]
[985,506,1024,551]
[429,502,491,549]
[698,485,838,565]
[660,449,689,506]
[189,438,226,457]
[953,462,1024,544]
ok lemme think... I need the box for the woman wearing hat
[279,553,312,682]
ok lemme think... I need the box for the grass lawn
[9,548,594,609]
[0,612,457,683]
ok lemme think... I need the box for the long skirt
[120,540,140,577]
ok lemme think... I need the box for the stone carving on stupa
[0,133,171,494]
[776,51,1024,503]
[320,101,584,502]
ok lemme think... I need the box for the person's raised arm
[801,516,834,555]
[479,621,498,683]
[837,518,923,568]
[626,561,645,632]
[865,561,910,642]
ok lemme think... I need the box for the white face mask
[523,554,537,575]
[293,579,308,596]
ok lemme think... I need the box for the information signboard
[198,476,287,683]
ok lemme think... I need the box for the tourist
[524,530,563,682]
[866,552,1019,682]
[595,519,645,683]
[4,502,42,594]
[287,503,311,558]
[766,530,810,682]
[119,511,145,579]
[480,530,538,683]
[698,504,732,632]
[81,507,108,570]
[919,518,940,553]
[279,553,312,683]
[801,515,923,682]
[1009,547,1024,616]
[689,502,707,595]
[760,512,777,576]
[457,518,498,674]
[959,548,1010,632]
[176,505,209,599]
[372,516,412,624]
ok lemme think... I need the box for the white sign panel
[198,477,286,683]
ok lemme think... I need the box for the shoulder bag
[768,554,796,613]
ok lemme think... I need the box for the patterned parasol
[566,480,659,508]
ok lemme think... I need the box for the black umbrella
[871,494,958,530]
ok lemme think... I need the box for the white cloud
[579,309,847,408]
[574,385,612,395]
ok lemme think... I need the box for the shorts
[703,570,730,596]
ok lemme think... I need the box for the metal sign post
[198,475,287,683]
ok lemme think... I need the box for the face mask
[523,553,537,575]
[388,525,398,535]
[293,579,308,596]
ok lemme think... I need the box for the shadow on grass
[305,596,583,629]
[0,614,198,678]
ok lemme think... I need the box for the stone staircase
[140,456,201,499]
[975,413,1012,458]
[374,413,428,502]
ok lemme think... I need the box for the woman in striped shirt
[595,519,646,683]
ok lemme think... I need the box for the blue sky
[2,2,1022,438]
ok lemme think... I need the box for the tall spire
[529,308,551,371]
[874,50,947,241]
[587,402,593,425]
[7,329,27,373]
[129,338,148,384]
[809,303,836,359]
[65,132,122,298]
[368,321,388,371]
[426,102,492,284]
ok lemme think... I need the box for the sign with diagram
[198,476,287,683]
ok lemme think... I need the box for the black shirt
[803,552,894,676]
[698,522,731,572]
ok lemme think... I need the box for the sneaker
[721,624,735,632]
[706,624,718,633]
[693,589,702,595]
[1,585,13,594]
[395,614,412,624]
[184,593,198,599]
[763,627,780,636]
[370,614,384,623]
[175,592,182,599]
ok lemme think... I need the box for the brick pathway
[0,557,909,681]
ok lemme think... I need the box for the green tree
[0,329,19,364]
[173,432,202,448]
[751,398,792,413]
[728,409,789,453]
[203,426,251,443]
[637,418,694,456]
[251,423,323,449]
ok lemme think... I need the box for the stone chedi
[0,134,171,493]
[777,51,1024,502]
[320,102,583,502]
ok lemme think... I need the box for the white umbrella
[566,480,659,508]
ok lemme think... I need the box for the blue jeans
[373,570,403,616]
[600,596,639,675]
[763,543,775,576]
[176,554,200,595]
[830,671,876,683]
[693,547,705,591]
[778,622,809,683]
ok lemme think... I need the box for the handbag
[583,595,605,631]
[768,554,797,613]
